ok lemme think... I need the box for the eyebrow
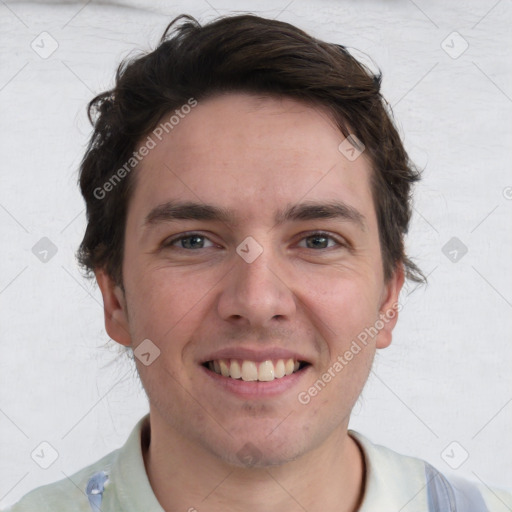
[144,200,366,231]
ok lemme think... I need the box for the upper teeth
[208,358,301,382]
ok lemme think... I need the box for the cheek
[124,264,221,361]
[305,274,380,339]
[124,269,184,342]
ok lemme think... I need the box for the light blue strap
[425,462,488,512]
[86,471,109,512]
[425,462,456,511]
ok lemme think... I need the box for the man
[5,13,511,512]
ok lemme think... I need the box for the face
[97,92,403,467]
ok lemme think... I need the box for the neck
[142,411,366,512]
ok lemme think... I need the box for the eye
[163,232,215,250]
[297,232,345,250]
[162,231,346,251]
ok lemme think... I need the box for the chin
[203,428,308,469]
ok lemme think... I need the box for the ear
[375,263,405,349]
[95,269,132,347]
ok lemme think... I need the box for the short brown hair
[77,13,425,287]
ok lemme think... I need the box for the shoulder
[3,414,152,512]
[471,480,512,512]
[2,449,119,512]
[349,430,512,511]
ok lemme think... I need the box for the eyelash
[162,231,347,251]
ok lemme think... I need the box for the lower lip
[200,364,310,399]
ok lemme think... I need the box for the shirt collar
[349,430,428,511]
[111,413,164,511]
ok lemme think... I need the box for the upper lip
[200,347,312,364]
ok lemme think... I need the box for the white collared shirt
[4,414,511,511]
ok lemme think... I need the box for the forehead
[128,92,376,229]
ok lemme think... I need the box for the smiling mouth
[202,358,311,382]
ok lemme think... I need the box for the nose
[216,238,297,327]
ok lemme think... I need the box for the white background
[1,0,511,508]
